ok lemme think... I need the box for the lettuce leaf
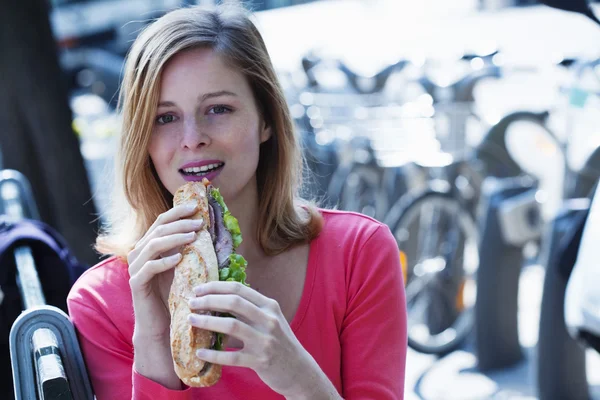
[225,215,243,249]
[210,188,243,250]
[213,333,225,351]
[219,267,230,281]
[212,256,247,350]
[209,188,249,351]
[209,187,229,213]
[218,254,249,286]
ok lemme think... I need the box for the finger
[189,294,264,324]
[129,253,182,289]
[129,204,199,264]
[135,218,204,258]
[194,348,255,369]
[194,282,276,310]
[188,314,263,344]
[129,232,195,276]
[137,203,198,249]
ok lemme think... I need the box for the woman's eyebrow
[198,90,238,103]
[157,101,175,108]
[157,91,237,108]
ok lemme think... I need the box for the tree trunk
[0,0,100,268]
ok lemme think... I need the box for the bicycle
[384,105,562,354]
[312,51,502,221]
[292,53,421,215]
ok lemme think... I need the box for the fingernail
[193,285,204,295]
[193,219,203,227]
[188,314,200,324]
[169,253,182,261]
[188,232,197,238]
[185,203,197,212]
[196,349,208,358]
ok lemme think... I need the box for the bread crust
[169,182,222,387]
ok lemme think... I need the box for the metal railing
[2,167,93,399]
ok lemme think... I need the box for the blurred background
[2,0,600,399]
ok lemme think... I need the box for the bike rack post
[1,169,94,399]
[537,199,590,400]
[10,306,95,400]
[474,176,543,371]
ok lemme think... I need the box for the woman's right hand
[127,203,203,343]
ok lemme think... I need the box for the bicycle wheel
[386,187,480,355]
[340,165,386,219]
[328,163,388,220]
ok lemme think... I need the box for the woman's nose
[180,118,210,149]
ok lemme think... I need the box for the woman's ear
[260,120,272,144]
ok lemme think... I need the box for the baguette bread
[168,182,222,387]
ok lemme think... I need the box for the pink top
[67,209,407,399]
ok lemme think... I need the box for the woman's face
[148,47,271,203]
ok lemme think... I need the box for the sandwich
[168,178,248,387]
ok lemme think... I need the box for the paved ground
[404,264,600,400]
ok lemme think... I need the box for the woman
[67,4,407,399]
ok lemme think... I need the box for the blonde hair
[96,4,322,259]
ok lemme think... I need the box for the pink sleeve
[341,224,407,399]
[67,299,192,400]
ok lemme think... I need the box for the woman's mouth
[179,162,225,181]
[179,162,224,176]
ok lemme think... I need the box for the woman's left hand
[188,281,336,399]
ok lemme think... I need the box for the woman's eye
[156,114,176,125]
[209,105,231,115]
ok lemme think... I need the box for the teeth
[182,163,223,174]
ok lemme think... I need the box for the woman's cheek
[210,119,246,140]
